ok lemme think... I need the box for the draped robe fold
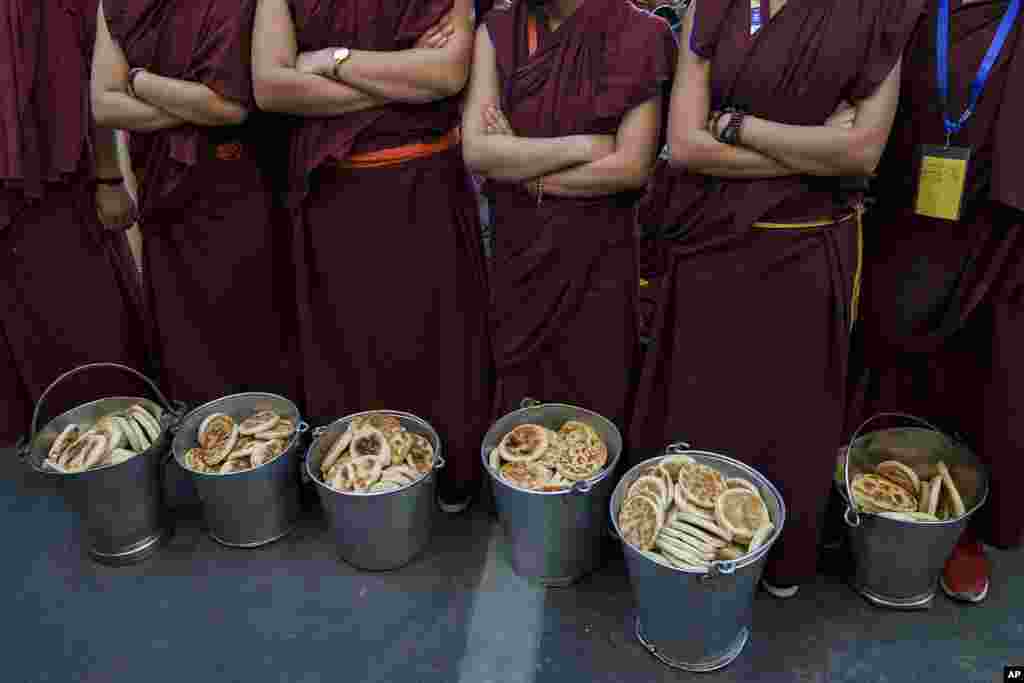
[287,0,494,498]
[631,0,924,583]
[483,0,676,431]
[848,0,1024,548]
[107,0,300,407]
[0,0,151,443]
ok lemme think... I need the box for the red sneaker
[940,532,990,604]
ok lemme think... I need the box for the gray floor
[3,449,1021,683]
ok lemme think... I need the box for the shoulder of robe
[612,3,678,56]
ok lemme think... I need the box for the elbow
[91,91,119,129]
[666,135,703,170]
[253,71,285,113]
[842,136,886,177]
[461,140,488,176]
[220,104,249,127]
[439,64,470,99]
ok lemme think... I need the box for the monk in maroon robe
[848,0,1023,603]
[464,0,676,433]
[253,0,492,510]
[631,0,923,593]
[92,0,300,408]
[0,0,150,445]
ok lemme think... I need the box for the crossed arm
[461,25,662,197]
[252,0,472,117]
[91,2,248,131]
[666,0,901,179]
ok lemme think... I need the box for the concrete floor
[3,449,1021,683]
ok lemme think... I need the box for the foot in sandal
[941,530,990,604]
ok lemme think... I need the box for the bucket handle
[520,397,543,410]
[698,559,737,583]
[19,362,179,463]
[842,412,949,528]
[664,441,693,454]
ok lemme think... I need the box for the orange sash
[527,14,539,56]
[335,128,461,169]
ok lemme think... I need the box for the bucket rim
[610,449,787,575]
[29,395,168,477]
[305,409,443,497]
[840,415,990,527]
[480,402,623,496]
[172,391,306,478]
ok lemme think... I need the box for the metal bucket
[20,363,183,565]
[172,393,308,547]
[838,413,989,609]
[611,445,786,673]
[305,411,445,570]
[482,401,623,587]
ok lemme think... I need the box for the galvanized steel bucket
[172,393,308,548]
[838,413,989,609]
[482,400,623,587]
[611,445,786,673]
[20,363,184,565]
[305,410,445,570]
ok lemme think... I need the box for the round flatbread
[127,405,162,443]
[715,488,771,543]
[556,421,608,479]
[879,511,941,523]
[660,453,695,482]
[675,462,727,510]
[199,414,235,449]
[370,480,402,493]
[746,522,775,553]
[388,429,414,466]
[381,465,420,486]
[120,416,150,453]
[852,473,918,513]
[618,494,664,551]
[93,416,125,451]
[81,434,110,470]
[113,416,142,450]
[657,527,717,560]
[927,474,942,516]
[48,424,81,463]
[347,455,383,492]
[239,410,281,436]
[661,520,724,551]
[255,417,296,441]
[918,479,932,513]
[628,475,670,512]
[498,424,550,464]
[673,510,733,543]
[724,477,760,496]
[488,447,502,472]
[875,460,921,496]
[227,435,260,460]
[351,427,392,467]
[936,461,966,517]
[500,461,551,490]
[356,412,402,435]
[717,544,746,561]
[321,428,353,474]
[656,536,711,567]
[251,438,287,467]
[406,433,434,473]
[538,432,566,469]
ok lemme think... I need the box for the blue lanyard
[936,0,1020,144]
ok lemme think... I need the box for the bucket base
[851,581,934,610]
[635,616,749,673]
[209,526,293,549]
[89,528,169,567]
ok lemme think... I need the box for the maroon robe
[631,0,923,584]
[848,0,1024,548]
[483,0,676,432]
[0,0,151,445]
[288,0,493,500]
[107,0,300,408]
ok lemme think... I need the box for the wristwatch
[332,47,351,76]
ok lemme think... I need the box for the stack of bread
[488,421,609,492]
[184,410,296,475]
[318,412,434,493]
[45,404,161,473]
[850,459,966,522]
[618,454,775,570]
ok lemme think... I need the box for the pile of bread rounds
[851,459,966,522]
[318,412,434,493]
[488,420,609,491]
[184,410,296,475]
[618,453,775,570]
[46,404,161,473]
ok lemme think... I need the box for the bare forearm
[255,66,387,116]
[739,116,877,176]
[335,48,465,104]
[465,135,609,182]
[133,72,247,127]
[671,130,797,178]
[93,90,186,132]
[91,125,123,178]
[540,153,650,198]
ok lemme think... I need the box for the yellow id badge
[914,144,972,221]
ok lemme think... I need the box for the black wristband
[721,111,745,145]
